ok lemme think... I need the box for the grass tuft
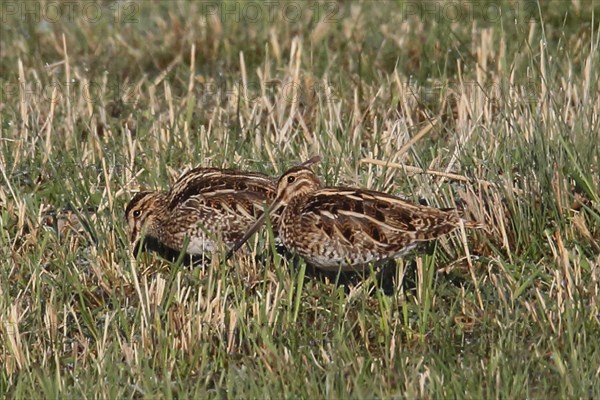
[1,1,599,397]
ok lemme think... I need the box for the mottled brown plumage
[228,156,482,271]
[125,167,277,259]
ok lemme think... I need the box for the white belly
[184,235,217,254]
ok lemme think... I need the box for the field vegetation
[1,1,599,397]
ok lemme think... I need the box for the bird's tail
[461,219,485,229]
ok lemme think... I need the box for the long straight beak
[129,229,138,245]
[225,197,285,260]
[225,155,320,261]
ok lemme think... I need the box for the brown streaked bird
[125,167,277,261]
[227,156,482,271]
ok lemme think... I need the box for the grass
[1,0,599,398]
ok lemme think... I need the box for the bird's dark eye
[133,210,141,218]
[287,175,296,184]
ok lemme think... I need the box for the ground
[1,1,599,397]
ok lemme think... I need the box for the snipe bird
[126,166,277,261]
[227,156,482,271]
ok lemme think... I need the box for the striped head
[124,191,168,245]
[225,156,322,259]
[272,156,323,210]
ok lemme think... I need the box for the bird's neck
[146,192,170,237]
[281,190,312,220]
